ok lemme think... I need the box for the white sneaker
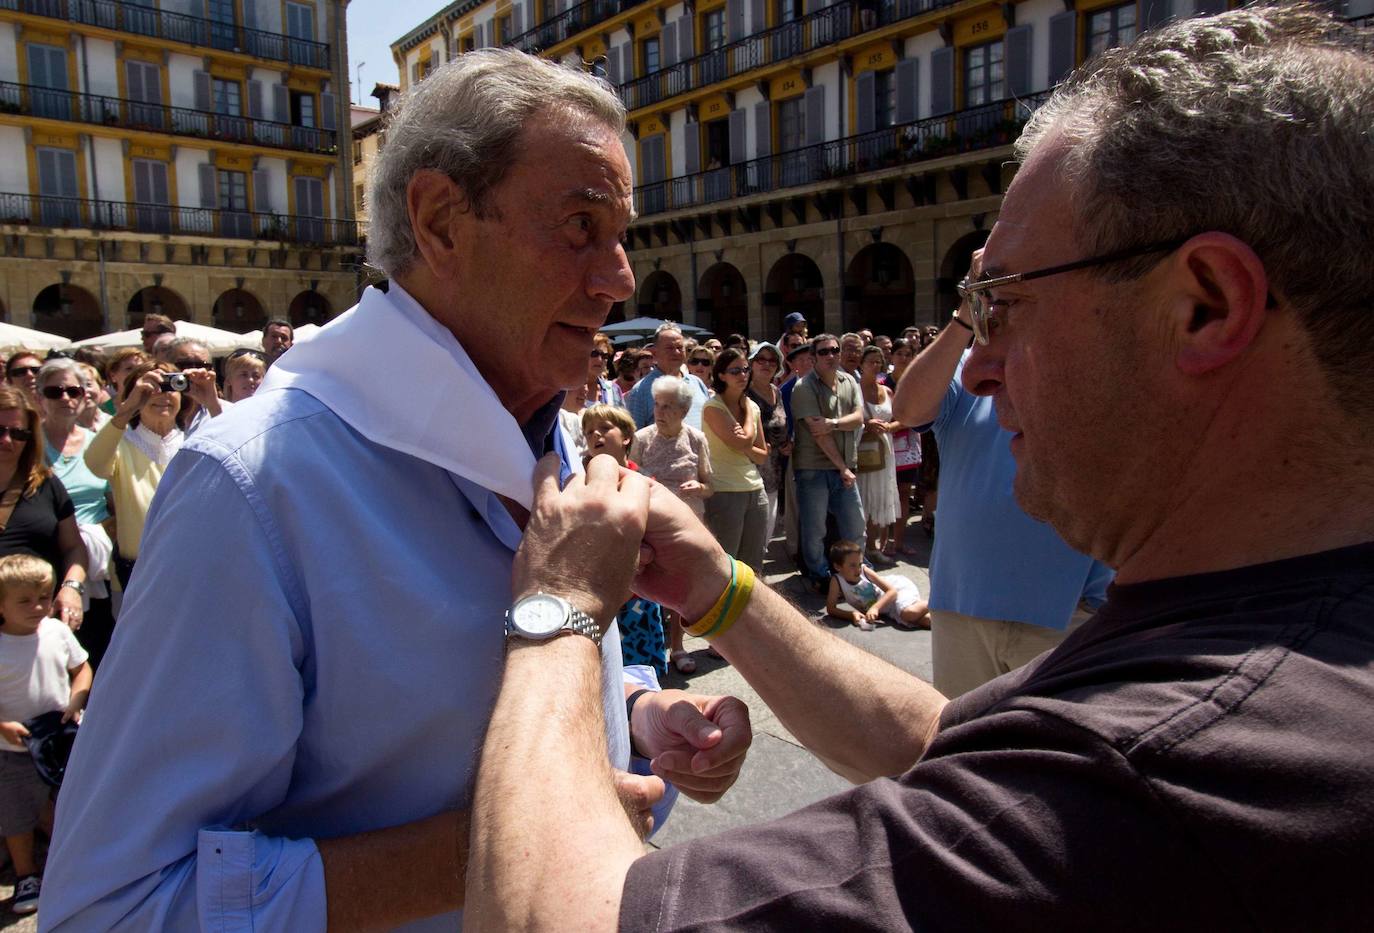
[12,874,39,914]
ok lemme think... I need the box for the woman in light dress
[856,346,902,565]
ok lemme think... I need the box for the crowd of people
[0,317,295,912]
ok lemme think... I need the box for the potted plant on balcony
[259,214,288,241]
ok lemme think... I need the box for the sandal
[672,652,696,674]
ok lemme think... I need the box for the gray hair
[651,375,694,411]
[653,322,683,345]
[1016,5,1374,417]
[37,358,89,391]
[164,337,208,360]
[366,49,626,277]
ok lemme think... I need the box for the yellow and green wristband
[683,558,756,641]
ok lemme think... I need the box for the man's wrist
[678,551,733,623]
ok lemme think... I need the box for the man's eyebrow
[561,187,637,224]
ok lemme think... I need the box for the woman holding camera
[85,361,184,588]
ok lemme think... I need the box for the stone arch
[937,229,991,319]
[763,253,824,338]
[843,242,916,338]
[697,262,748,339]
[637,270,682,321]
[288,290,333,327]
[126,286,190,329]
[32,283,103,341]
[211,288,267,332]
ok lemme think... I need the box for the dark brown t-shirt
[620,543,1374,931]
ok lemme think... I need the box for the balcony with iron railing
[0,191,360,245]
[619,0,955,112]
[0,81,337,154]
[507,0,640,53]
[633,92,1048,217]
[0,0,330,69]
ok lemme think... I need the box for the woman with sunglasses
[746,343,791,541]
[85,361,185,590]
[37,359,116,669]
[0,385,89,635]
[685,348,715,394]
[584,333,624,408]
[5,353,43,408]
[702,348,769,574]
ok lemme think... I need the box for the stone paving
[649,523,934,851]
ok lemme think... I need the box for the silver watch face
[510,594,570,639]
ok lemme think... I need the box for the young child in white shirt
[826,540,932,632]
[0,554,90,915]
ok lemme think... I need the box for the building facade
[394,0,1370,338]
[0,0,359,338]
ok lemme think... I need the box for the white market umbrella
[292,323,322,342]
[0,322,72,352]
[71,321,261,357]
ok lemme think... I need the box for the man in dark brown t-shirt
[462,8,1374,931]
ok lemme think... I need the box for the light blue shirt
[44,429,109,526]
[625,367,710,432]
[927,353,1113,629]
[42,328,635,930]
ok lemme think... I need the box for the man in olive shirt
[788,333,866,588]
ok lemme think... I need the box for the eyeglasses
[589,350,609,359]
[0,426,33,443]
[41,385,84,400]
[957,238,1189,345]
[814,346,840,357]
[174,358,211,370]
[6,366,39,378]
[753,356,779,367]
[723,366,750,376]
[688,357,712,366]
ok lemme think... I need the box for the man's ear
[406,170,472,282]
[1168,232,1271,377]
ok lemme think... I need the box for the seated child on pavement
[826,540,931,632]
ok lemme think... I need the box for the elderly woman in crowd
[222,349,266,403]
[100,349,148,416]
[702,347,769,573]
[161,338,224,436]
[585,333,623,407]
[85,361,184,589]
[746,342,790,540]
[37,359,115,668]
[632,375,713,674]
[0,386,88,631]
[685,346,715,393]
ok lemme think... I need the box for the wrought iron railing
[0,0,330,69]
[633,93,1047,216]
[618,0,953,111]
[0,81,336,154]
[0,191,359,245]
[507,0,639,52]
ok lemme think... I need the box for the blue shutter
[684,121,700,173]
[1005,24,1031,98]
[198,162,217,208]
[1048,11,1076,86]
[194,70,212,111]
[754,100,771,156]
[663,22,678,67]
[895,56,919,123]
[804,84,825,144]
[678,15,693,61]
[929,46,953,115]
[856,70,875,133]
[729,108,747,163]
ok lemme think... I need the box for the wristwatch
[505,593,602,647]
[60,580,86,597]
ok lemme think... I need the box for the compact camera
[160,372,190,393]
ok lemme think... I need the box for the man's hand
[0,721,29,746]
[840,468,856,488]
[630,690,752,804]
[514,453,651,628]
[805,415,834,436]
[612,770,666,838]
[633,482,731,623]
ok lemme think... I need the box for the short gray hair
[651,375,694,411]
[1016,5,1374,418]
[653,322,683,345]
[37,358,88,391]
[366,49,626,277]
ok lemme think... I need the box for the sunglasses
[227,348,265,361]
[688,357,712,366]
[6,366,40,378]
[175,358,211,370]
[815,347,841,357]
[723,366,750,376]
[589,350,609,359]
[41,385,84,400]
[0,426,33,443]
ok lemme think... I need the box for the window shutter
[59,149,77,197]
[320,91,335,129]
[663,22,678,67]
[678,15,693,61]
[641,135,665,183]
[273,83,289,122]
[133,159,150,202]
[477,22,487,48]
[1140,0,1171,31]
[855,69,875,133]
[750,0,764,34]
[804,84,825,144]
[37,149,55,192]
[294,176,309,215]
[253,169,271,211]
[243,0,256,29]
[929,46,953,115]
[895,56,919,123]
[684,120,700,174]
[754,100,770,156]
[729,108,747,163]
[151,161,169,204]
[198,162,216,208]
[604,45,618,83]
[1005,24,1031,98]
[247,79,263,118]
[511,4,522,39]
[1048,11,1076,85]
[126,61,145,102]
[193,70,211,111]
[727,0,743,41]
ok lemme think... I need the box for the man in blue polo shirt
[892,255,1112,697]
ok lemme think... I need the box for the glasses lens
[689,358,710,365]
[968,291,989,345]
[0,427,31,442]
[725,367,749,376]
[41,386,81,399]
[176,359,210,370]
[816,347,839,356]
[589,350,607,359]
[8,366,39,377]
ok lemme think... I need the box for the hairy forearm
[467,638,641,932]
[891,321,970,427]
[713,583,945,782]
[319,810,467,931]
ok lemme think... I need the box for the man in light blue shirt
[894,291,1112,698]
[42,50,750,931]
[625,324,710,430]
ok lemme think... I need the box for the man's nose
[961,338,1005,397]
[589,242,636,303]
